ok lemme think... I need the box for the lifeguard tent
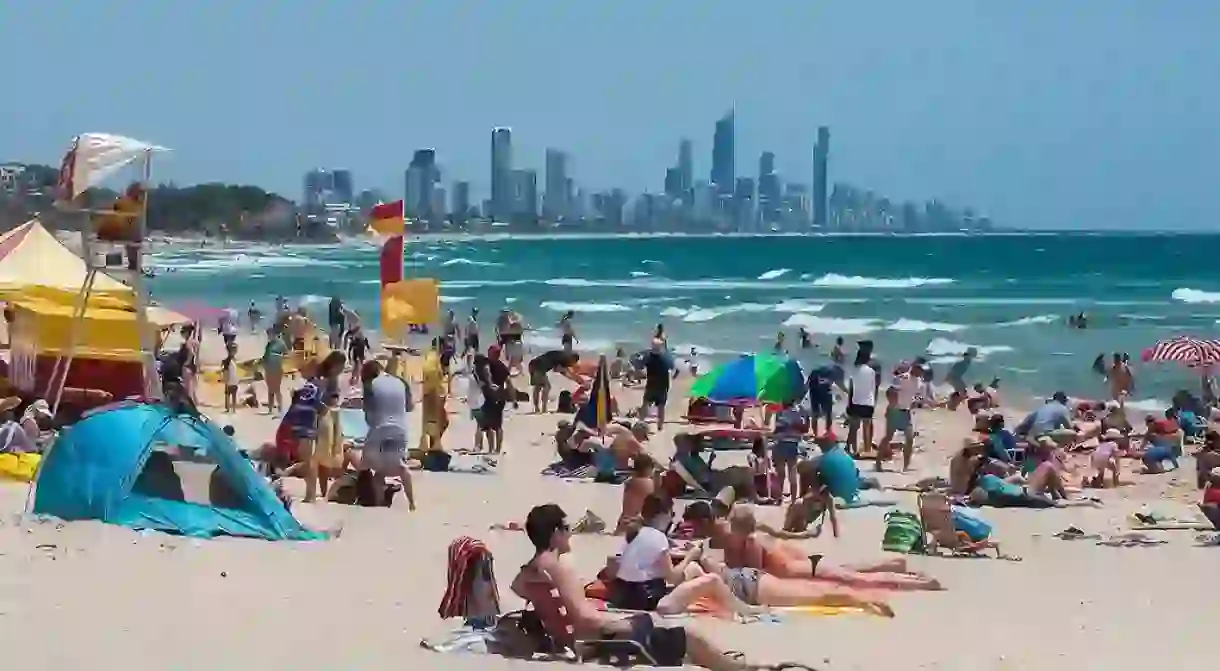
[33,403,324,540]
[0,219,188,407]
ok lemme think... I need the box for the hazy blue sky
[2,2,1216,229]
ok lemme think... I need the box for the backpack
[881,510,925,554]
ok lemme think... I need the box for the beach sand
[0,340,1214,670]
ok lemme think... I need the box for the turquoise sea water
[147,233,1220,408]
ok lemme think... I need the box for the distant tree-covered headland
[0,162,336,241]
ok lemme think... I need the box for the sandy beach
[0,332,1215,671]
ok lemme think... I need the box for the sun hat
[1103,428,1123,440]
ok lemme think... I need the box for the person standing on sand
[361,360,416,511]
[262,327,287,414]
[845,344,877,457]
[528,349,582,413]
[639,339,673,428]
[327,297,345,350]
[288,307,312,352]
[247,301,261,334]
[178,324,200,405]
[464,307,481,357]
[879,361,921,472]
[473,345,510,453]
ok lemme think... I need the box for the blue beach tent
[33,402,324,541]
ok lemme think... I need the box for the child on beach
[221,343,239,413]
[747,437,772,502]
[1089,428,1123,488]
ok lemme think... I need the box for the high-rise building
[757,151,780,228]
[406,149,439,221]
[544,148,568,221]
[452,181,471,225]
[490,127,513,222]
[331,169,353,205]
[711,111,735,200]
[678,139,693,193]
[431,186,447,226]
[664,167,682,201]
[813,126,830,230]
[733,177,755,231]
[512,169,538,223]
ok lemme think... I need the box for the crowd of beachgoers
[2,296,1217,670]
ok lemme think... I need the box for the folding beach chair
[917,492,1013,559]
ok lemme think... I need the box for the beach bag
[881,511,925,554]
[950,505,992,542]
[556,391,575,414]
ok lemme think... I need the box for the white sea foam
[441,279,533,289]
[660,306,688,318]
[757,268,791,280]
[1171,288,1220,304]
[150,252,345,274]
[524,332,617,352]
[539,301,631,313]
[886,318,966,333]
[812,273,954,289]
[782,314,880,335]
[630,271,651,277]
[440,295,475,303]
[666,302,776,323]
[906,297,1076,306]
[1123,397,1171,413]
[995,314,1059,327]
[440,257,503,267]
[925,337,1013,360]
[772,299,825,313]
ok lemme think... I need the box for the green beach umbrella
[689,353,805,405]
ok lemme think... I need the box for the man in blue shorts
[806,365,836,436]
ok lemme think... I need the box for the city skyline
[299,109,987,235]
[2,3,1216,230]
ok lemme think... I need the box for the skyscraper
[664,168,682,201]
[757,151,780,229]
[452,181,471,225]
[490,127,513,222]
[407,149,438,221]
[711,111,735,199]
[678,139,693,193]
[813,126,830,230]
[331,169,353,204]
[544,148,569,221]
[512,169,538,223]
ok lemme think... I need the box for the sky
[1,1,1217,230]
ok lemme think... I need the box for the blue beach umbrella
[574,354,612,434]
[689,353,806,405]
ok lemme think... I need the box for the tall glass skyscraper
[490,127,513,222]
[711,111,735,198]
[813,126,830,229]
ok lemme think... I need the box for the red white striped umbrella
[1141,336,1220,368]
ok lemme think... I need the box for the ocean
[146,233,1220,409]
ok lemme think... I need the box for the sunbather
[691,554,893,616]
[606,495,761,618]
[722,505,942,591]
[518,503,765,670]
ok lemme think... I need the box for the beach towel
[540,462,597,479]
[0,452,40,482]
[439,536,501,622]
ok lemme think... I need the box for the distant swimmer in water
[798,327,812,350]
[1068,312,1089,329]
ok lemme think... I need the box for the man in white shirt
[845,347,878,457]
[879,362,923,472]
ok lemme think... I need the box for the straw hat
[0,396,21,413]
[1103,428,1123,440]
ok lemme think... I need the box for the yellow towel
[0,452,40,482]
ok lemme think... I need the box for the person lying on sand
[722,505,942,591]
[515,504,767,671]
[968,438,1099,508]
[691,554,894,616]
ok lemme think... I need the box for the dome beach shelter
[32,402,325,540]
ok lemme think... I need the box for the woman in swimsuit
[724,506,942,591]
[693,555,894,617]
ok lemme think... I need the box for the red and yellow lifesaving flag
[368,200,405,235]
[379,235,404,286]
